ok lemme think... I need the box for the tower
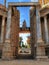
[4,0,6,7]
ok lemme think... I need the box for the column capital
[36,4,41,10]
[8,6,12,10]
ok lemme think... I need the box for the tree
[27,36,31,48]
[19,37,23,48]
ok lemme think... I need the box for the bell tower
[4,0,6,7]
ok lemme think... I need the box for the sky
[0,0,38,27]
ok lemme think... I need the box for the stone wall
[11,8,20,58]
[30,7,37,58]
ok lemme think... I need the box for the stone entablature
[8,2,39,6]
[0,4,7,17]
[39,0,49,6]
[44,0,49,4]
[40,7,49,17]
[0,4,7,11]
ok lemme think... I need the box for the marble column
[6,7,12,39]
[44,16,49,44]
[36,6,47,59]
[2,6,13,60]
[36,7,42,42]
[1,16,5,43]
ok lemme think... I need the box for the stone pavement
[0,60,49,65]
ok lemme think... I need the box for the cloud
[31,0,38,2]
[19,0,25,2]
[19,0,31,2]
[18,0,38,2]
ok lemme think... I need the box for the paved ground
[0,60,49,65]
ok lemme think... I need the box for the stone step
[36,56,49,61]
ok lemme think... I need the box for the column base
[2,41,14,60]
[36,56,48,60]
[2,51,14,60]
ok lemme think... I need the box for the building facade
[0,0,49,60]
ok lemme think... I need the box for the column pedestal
[2,6,13,60]
[36,39,48,60]
[2,40,14,60]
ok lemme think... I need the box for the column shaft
[1,16,5,43]
[44,16,49,43]
[6,7,12,39]
[36,6,42,43]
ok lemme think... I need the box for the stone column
[30,7,37,58]
[2,6,13,60]
[36,5,47,59]
[1,16,5,43]
[6,7,12,39]
[44,16,49,44]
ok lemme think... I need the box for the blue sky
[0,0,38,27]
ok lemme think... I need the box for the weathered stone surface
[36,5,48,59]
[10,8,20,58]
[0,0,49,60]
[30,7,36,58]
[39,0,49,6]
[6,6,12,39]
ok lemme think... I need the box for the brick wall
[10,9,20,58]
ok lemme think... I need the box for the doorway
[14,6,36,59]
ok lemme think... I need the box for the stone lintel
[8,2,39,7]
[40,8,49,17]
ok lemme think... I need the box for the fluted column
[1,16,5,43]
[36,6,43,45]
[44,16,49,44]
